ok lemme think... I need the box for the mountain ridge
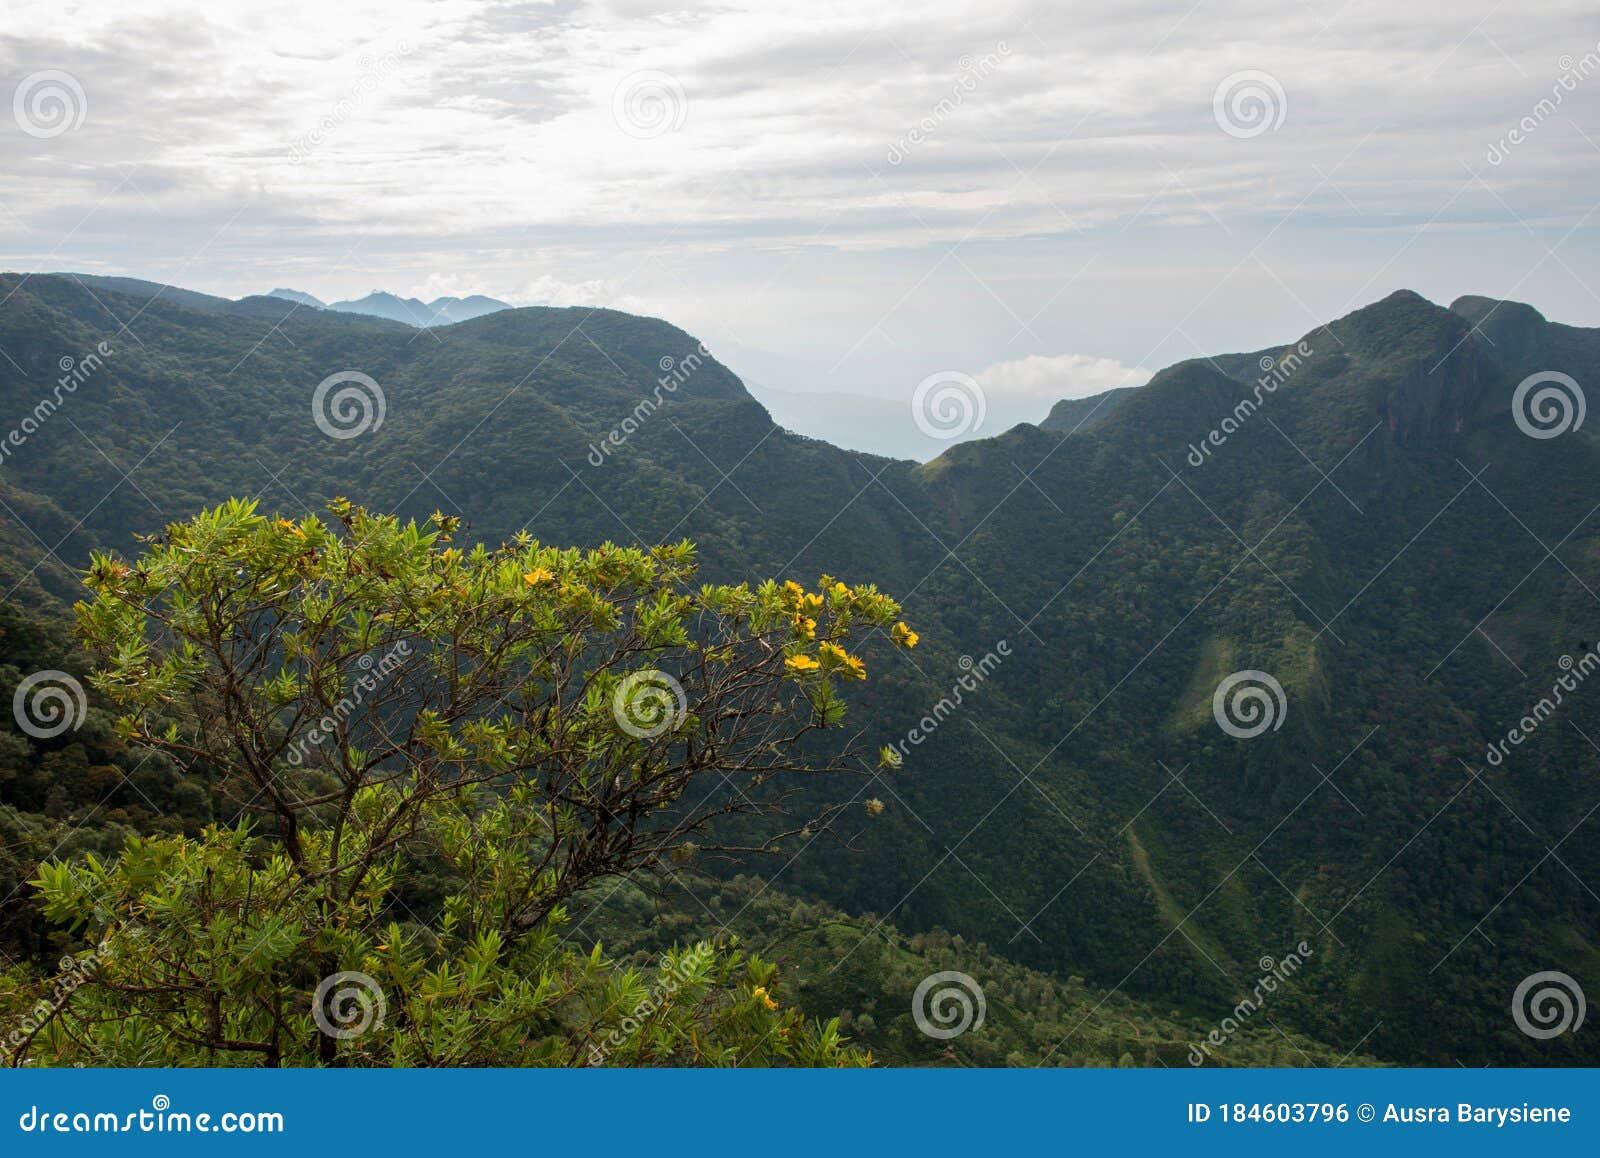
[1,272,1596,1065]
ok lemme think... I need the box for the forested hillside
[1,273,1595,1065]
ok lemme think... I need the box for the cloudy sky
[3,0,1598,453]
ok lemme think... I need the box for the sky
[3,0,1599,457]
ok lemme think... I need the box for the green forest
[1,274,1596,1066]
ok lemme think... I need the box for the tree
[11,498,913,1066]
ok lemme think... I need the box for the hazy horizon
[5,0,1600,455]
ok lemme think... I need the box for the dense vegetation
[9,498,920,1065]
[1,273,1596,1065]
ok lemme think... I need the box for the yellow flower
[792,614,816,641]
[800,592,824,615]
[843,654,867,680]
[832,581,848,597]
[785,654,820,673]
[890,621,919,649]
[818,641,850,665]
[523,567,555,585]
[753,986,779,1011]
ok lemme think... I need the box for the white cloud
[504,275,651,313]
[976,353,1148,401]
[407,272,499,301]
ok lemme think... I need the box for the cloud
[503,275,652,313]
[9,0,1593,259]
[976,353,1148,401]
[407,272,500,301]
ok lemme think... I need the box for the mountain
[0,272,1596,1066]
[55,273,234,314]
[266,288,326,309]
[1039,386,1137,434]
[325,290,511,327]
[46,280,511,328]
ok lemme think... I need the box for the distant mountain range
[265,287,512,327]
[45,274,515,330]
